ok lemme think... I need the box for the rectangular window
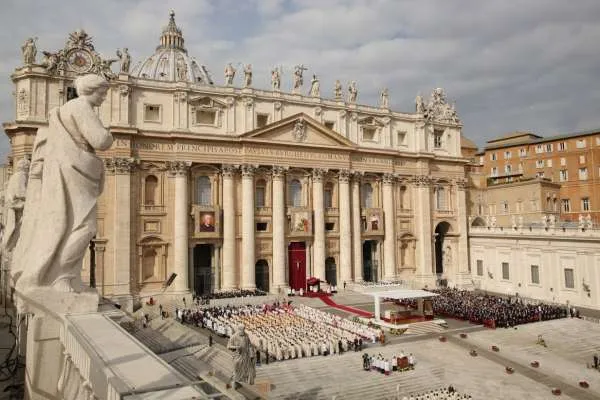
[255,187,266,207]
[397,131,407,146]
[196,110,216,125]
[536,144,544,154]
[582,197,590,211]
[324,121,335,130]
[559,170,568,181]
[596,136,600,146]
[502,262,510,280]
[547,159,553,168]
[144,105,161,122]
[519,148,527,157]
[325,222,335,231]
[502,202,509,213]
[504,151,511,159]
[579,167,588,180]
[433,130,443,148]
[564,268,575,289]
[545,143,553,152]
[505,164,512,174]
[363,127,377,141]
[491,153,497,161]
[536,160,544,168]
[577,139,586,148]
[560,157,566,166]
[491,167,498,177]
[562,199,571,212]
[256,113,269,128]
[479,156,484,165]
[536,171,545,178]
[476,260,483,276]
[579,155,586,164]
[530,265,540,284]
[256,222,268,232]
[558,142,566,151]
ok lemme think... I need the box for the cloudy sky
[2,0,600,160]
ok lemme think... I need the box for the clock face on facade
[67,49,93,73]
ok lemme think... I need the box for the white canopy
[366,289,439,300]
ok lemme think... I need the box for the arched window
[255,179,266,207]
[436,186,446,210]
[142,248,157,281]
[196,176,211,205]
[324,182,334,208]
[361,183,373,208]
[144,175,158,205]
[289,179,302,207]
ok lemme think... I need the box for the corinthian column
[312,168,326,281]
[170,160,191,292]
[413,175,433,283]
[222,165,237,290]
[455,178,469,281]
[241,164,256,289]
[352,172,363,282]
[272,166,287,292]
[382,173,397,280]
[339,169,352,283]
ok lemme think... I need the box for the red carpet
[318,295,373,318]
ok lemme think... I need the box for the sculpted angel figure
[12,74,113,293]
[309,74,320,97]
[243,64,252,88]
[347,81,358,103]
[271,67,281,91]
[333,80,342,99]
[225,62,236,86]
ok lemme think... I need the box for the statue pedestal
[14,288,98,400]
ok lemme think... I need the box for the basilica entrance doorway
[362,240,378,282]
[288,242,306,291]
[255,259,269,292]
[434,222,451,283]
[193,244,212,296]
[325,257,337,286]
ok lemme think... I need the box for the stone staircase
[405,321,446,336]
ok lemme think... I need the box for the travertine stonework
[3,11,470,301]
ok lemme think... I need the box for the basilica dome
[131,10,213,85]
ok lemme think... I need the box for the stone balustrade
[17,291,218,399]
[469,225,600,238]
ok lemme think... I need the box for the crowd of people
[356,280,410,288]
[400,387,472,400]
[192,289,267,305]
[175,301,384,362]
[362,350,416,375]
[429,288,567,328]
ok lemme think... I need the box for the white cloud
[1,0,600,161]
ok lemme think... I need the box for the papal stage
[4,11,470,303]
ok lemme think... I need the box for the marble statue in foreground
[12,74,113,296]
[227,324,256,386]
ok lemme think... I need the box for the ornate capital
[312,168,327,182]
[382,173,395,185]
[221,164,238,178]
[241,164,257,178]
[314,106,322,116]
[174,92,187,103]
[167,160,191,176]
[274,101,282,111]
[454,178,467,190]
[338,169,351,183]
[243,96,254,109]
[119,85,130,97]
[272,165,288,179]
[411,175,431,187]
[104,157,138,174]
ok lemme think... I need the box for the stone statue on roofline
[380,88,389,108]
[11,74,113,311]
[271,66,281,91]
[225,62,236,86]
[309,74,320,97]
[243,64,252,88]
[333,80,342,100]
[116,48,131,73]
[347,81,358,103]
[292,64,307,93]
[21,37,37,65]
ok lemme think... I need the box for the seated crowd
[192,289,267,305]
[401,386,472,400]
[429,288,566,328]
[175,302,383,361]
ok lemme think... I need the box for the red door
[288,242,306,291]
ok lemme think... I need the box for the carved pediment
[358,116,385,127]
[189,96,226,109]
[241,113,356,149]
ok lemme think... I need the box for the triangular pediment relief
[241,113,356,149]
[358,116,385,127]
[188,96,226,108]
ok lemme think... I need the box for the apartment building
[480,129,600,223]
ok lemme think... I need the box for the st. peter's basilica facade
[4,12,469,302]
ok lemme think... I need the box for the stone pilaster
[382,173,397,280]
[351,172,363,282]
[455,178,469,284]
[338,169,352,283]
[105,157,137,298]
[272,166,287,292]
[312,168,327,281]
[241,164,256,289]
[168,160,191,292]
[221,164,237,290]
[413,175,434,284]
